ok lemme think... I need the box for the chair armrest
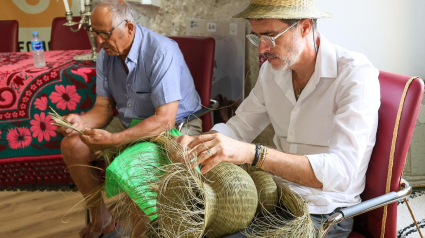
[319,178,412,238]
[176,99,219,131]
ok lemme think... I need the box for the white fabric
[212,35,381,214]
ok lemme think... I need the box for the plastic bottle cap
[32,31,39,36]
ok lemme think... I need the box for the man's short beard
[264,31,304,71]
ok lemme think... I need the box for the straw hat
[233,0,332,19]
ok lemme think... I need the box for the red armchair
[169,36,217,132]
[0,20,19,52]
[50,17,92,51]
[321,72,424,237]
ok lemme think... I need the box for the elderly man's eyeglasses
[246,21,300,48]
[89,20,128,40]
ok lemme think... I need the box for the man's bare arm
[111,101,179,147]
[178,133,323,188]
[80,95,116,129]
[260,150,323,188]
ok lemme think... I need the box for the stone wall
[130,0,275,146]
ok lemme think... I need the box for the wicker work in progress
[98,133,315,237]
[250,171,279,215]
[156,162,258,238]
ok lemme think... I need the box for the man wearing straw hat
[177,0,380,237]
[57,0,202,237]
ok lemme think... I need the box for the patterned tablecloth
[0,50,96,190]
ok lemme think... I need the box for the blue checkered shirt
[96,25,201,127]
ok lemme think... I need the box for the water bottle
[31,31,46,67]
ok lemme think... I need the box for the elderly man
[58,0,201,237]
[176,0,380,237]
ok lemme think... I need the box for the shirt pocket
[133,81,151,94]
[133,92,155,118]
[132,70,151,93]
[131,75,156,117]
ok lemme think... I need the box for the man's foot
[79,218,121,238]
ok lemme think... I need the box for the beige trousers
[105,117,203,136]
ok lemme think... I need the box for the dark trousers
[222,208,353,238]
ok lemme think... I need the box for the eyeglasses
[246,21,300,48]
[89,20,128,40]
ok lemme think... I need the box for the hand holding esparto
[174,132,255,174]
[56,113,84,137]
[80,128,116,153]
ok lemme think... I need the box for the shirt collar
[126,25,141,63]
[270,34,338,104]
[317,34,337,79]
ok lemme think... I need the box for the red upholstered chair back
[0,20,19,52]
[352,72,424,237]
[50,17,92,51]
[168,36,215,132]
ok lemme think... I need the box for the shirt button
[128,104,132,108]
[127,84,131,87]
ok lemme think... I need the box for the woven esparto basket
[156,162,258,238]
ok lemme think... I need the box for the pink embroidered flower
[36,79,42,86]
[0,114,3,119]
[19,111,25,116]
[31,84,37,90]
[5,113,11,119]
[20,104,26,109]
[43,75,49,81]
[49,85,81,110]
[30,112,57,142]
[23,97,28,103]
[50,71,58,78]
[7,127,32,149]
[26,91,32,96]
[12,112,18,118]
[34,96,48,111]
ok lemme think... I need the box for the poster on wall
[0,0,82,52]
[186,19,246,103]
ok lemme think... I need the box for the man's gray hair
[92,0,135,29]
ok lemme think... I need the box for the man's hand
[80,129,117,152]
[57,114,84,137]
[175,133,255,174]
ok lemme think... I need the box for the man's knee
[180,119,203,136]
[61,135,93,163]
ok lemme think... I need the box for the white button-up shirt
[212,36,380,214]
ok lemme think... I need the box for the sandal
[79,218,122,238]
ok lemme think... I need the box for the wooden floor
[1,189,423,237]
[0,191,86,238]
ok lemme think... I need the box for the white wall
[128,0,425,147]
[316,0,425,79]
